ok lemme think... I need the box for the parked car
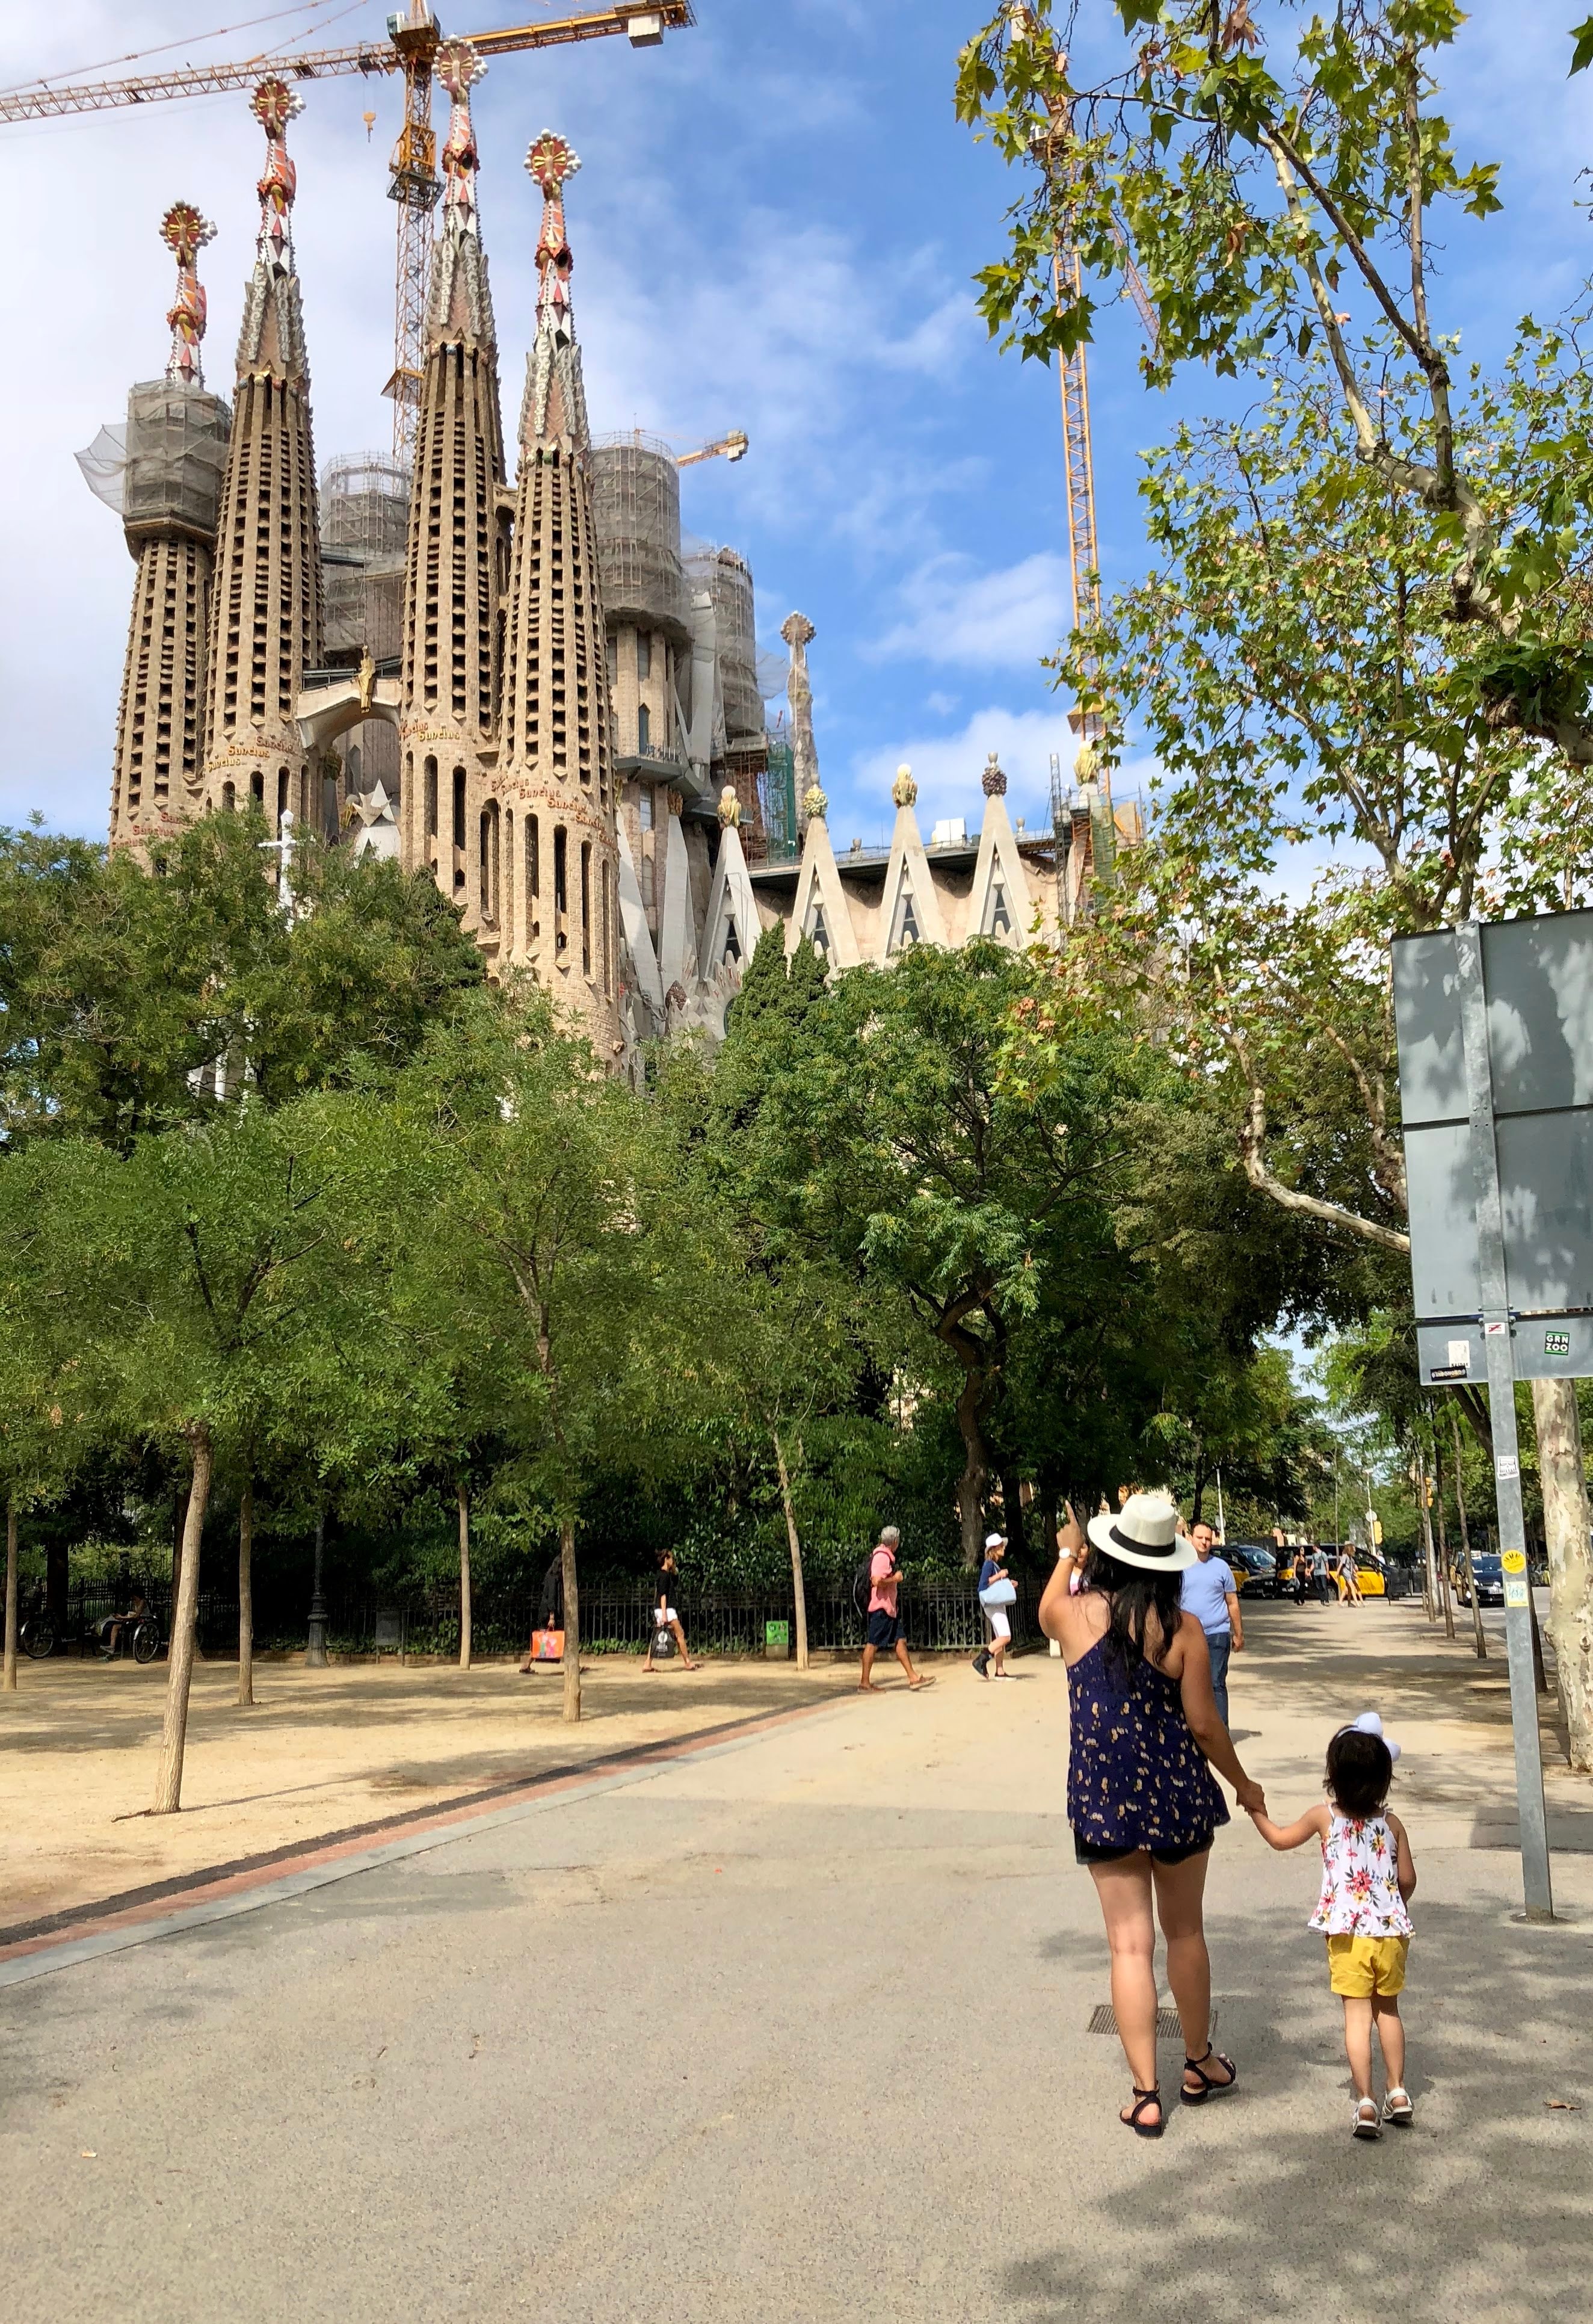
[1225,1544,1281,1598]
[1456,1554,1505,1609]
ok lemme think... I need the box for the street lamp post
[306,1506,328,1668]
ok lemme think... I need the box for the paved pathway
[2,1602,1591,2323]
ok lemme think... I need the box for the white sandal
[1382,2087,1414,2126]
[1352,2097,1382,2140]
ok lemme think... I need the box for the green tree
[958,0,1593,764]
[19,1097,372,1808]
[721,937,1183,1565]
[0,812,482,1149]
[390,992,719,1719]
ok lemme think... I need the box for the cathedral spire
[236,76,309,383]
[426,40,496,353]
[202,78,323,826]
[520,129,590,450]
[161,201,215,389]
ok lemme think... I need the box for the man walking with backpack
[858,1525,930,1692]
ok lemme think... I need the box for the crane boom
[1,2,694,463]
[0,5,694,123]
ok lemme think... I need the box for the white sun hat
[984,1531,1006,1550]
[1086,1492,1197,1573]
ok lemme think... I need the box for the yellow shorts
[1326,1934,1409,1998]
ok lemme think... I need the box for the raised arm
[1176,1615,1265,1816]
[1248,1802,1331,1852]
[1039,1501,1087,1643]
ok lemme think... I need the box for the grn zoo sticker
[1545,1329,1571,1356]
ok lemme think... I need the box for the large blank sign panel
[1393,907,1593,1383]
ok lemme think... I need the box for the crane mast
[0,2,695,465]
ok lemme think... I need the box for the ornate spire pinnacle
[519,130,589,448]
[236,80,309,383]
[438,42,486,229]
[426,42,496,353]
[160,201,215,389]
[982,750,1008,797]
[892,763,917,808]
[250,79,303,273]
[527,130,581,338]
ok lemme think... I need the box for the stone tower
[496,131,621,1051]
[200,79,324,830]
[398,40,508,941]
[108,204,231,855]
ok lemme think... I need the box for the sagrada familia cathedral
[89,59,1128,1065]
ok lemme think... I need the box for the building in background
[85,62,1130,1068]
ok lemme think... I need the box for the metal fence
[32,1573,1041,1661]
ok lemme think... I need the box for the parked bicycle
[19,1605,57,1660]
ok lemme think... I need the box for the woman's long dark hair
[1082,1544,1184,1674]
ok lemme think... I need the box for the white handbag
[979,1578,1017,1608]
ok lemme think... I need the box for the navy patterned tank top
[1066,1632,1229,1851]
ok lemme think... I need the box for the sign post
[1453,922,1554,1921]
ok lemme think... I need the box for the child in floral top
[1248,1713,1417,2140]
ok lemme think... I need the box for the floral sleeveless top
[1066,1634,1228,1851]
[1310,1811,1413,1937]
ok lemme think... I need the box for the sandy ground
[0,1652,858,1930]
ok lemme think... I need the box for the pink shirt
[868,1547,898,1615]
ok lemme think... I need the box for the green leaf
[1570,14,1593,73]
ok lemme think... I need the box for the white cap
[984,1532,1006,1550]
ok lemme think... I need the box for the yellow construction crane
[1004,5,1156,880]
[0,2,695,466]
[674,430,749,469]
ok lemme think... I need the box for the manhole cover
[1089,2004,1219,2039]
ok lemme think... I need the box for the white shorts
[987,1609,1011,1643]
[654,1607,677,1627]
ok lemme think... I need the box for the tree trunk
[773,1431,809,1672]
[1433,1436,1456,1640]
[1189,1452,1208,1527]
[238,1480,254,1707]
[560,1519,580,1724]
[954,1370,988,1569]
[1415,1450,1438,1622]
[153,1426,213,1815]
[999,1464,1028,1565]
[1449,1407,1486,1661]
[457,1476,472,1672]
[1530,1376,1593,1769]
[4,1496,17,1693]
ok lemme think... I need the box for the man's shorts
[1326,1933,1409,1997]
[867,1610,902,1648]
[986,1608,1011,1643]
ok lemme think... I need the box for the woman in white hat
[1040,1493,1268,2138]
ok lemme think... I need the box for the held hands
[1235,1778,1267,1819]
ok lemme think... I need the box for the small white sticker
[1497,1454,1520,1482]
[1505,1577,1530,1607]
[1447,1340,1471,1365]
[1485,1320,1509,1337]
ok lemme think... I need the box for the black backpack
[853,1553,875,1619]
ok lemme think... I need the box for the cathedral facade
[93,60,1119,1068]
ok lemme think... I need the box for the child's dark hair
[1326,1726,1393,1818]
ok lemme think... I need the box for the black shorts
[1074,1831,1213,1868]
[866,1610,902,1648]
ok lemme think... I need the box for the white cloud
[868,551,1073,670]
[925,690,958,715]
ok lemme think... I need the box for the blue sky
[2,1,1592,850]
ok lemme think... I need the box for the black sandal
[1181,2045,1237,2104]
[1122,2084,1164,2139]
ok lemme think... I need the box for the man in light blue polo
[1180,1519,1243,1726]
